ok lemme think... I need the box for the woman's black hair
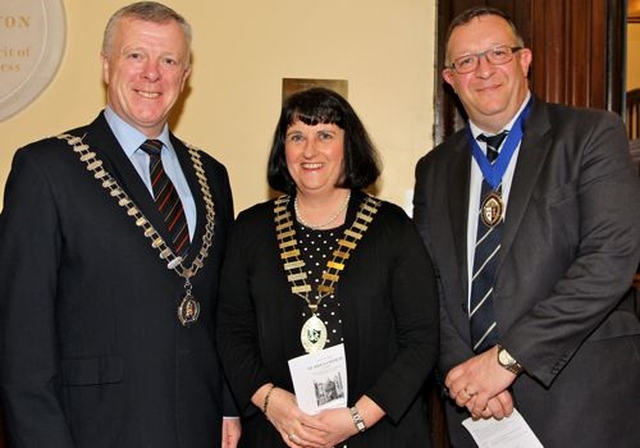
[267,87,381,195]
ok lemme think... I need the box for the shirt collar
[104,106,171,157]
[469,91,532,141]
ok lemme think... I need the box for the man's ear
[101,53,110,84]
[180,65,192,92]
[517,48,533,77]
[442,68,456,93]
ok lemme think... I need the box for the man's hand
[445,345,517,417]
[475,390,514,419]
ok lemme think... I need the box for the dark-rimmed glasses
[448,45,523,74]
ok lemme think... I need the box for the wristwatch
[496,344,524,375]
[349,406,367,433]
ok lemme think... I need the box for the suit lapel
[499,99,553,272]
[447,133,473,309]
[81,113,180,250]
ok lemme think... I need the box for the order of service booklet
[287,343,348,414]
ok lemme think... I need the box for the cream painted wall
[0,1,436,214]
[628,24,640,90]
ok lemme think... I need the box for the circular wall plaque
[0,0,66,121]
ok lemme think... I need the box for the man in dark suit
[414,6,640,447]
[0,2,240,447]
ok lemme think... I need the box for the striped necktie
[469,131,507,353]
[140,139,190,257]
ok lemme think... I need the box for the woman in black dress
[217,87,439,448]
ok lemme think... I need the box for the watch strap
[349,406,367,433]
[497,344,524,375]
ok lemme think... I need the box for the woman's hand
[315,395,385,446]
[252,384,330,447]
[314,408,358,446]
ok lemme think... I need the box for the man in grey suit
[0,2,240,447]
[413,6,640,447]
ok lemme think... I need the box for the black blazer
[217,191,439,448]
[0,112,234,448]
[414,97,640,447]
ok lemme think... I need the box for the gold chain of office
[56,133,216,282]
[273,193,381,310]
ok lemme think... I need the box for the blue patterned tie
[140,139,190,257]
[470,131,507,353]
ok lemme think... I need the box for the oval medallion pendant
[300,315,328,353]
[177,294,201,327]
[481,192,503,227]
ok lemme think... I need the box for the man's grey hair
[102,1,192,62]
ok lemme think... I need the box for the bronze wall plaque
[282,78,348,103]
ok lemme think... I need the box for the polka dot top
[295,221,346,348]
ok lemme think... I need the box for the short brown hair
[445,7,524,65]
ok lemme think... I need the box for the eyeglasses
[448,45,523,74]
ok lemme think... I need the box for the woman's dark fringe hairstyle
[267,87,381,195]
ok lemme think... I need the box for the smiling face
[442,14,532,132]
[101,17,191,137]
[284,120,345,197]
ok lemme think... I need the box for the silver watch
[349,406,367,433]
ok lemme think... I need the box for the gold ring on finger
[464,387,477,397]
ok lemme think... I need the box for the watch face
[499,348,514,366]
[498,346,523,374]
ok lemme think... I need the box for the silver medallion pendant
[177,294,201,327]
[481,191,503,227]
[300,315,328,353]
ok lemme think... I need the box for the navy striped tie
[470,131,507,353]
[140,139,190,257]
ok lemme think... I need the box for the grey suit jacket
[414,97,640,447]
[0,112,235,448]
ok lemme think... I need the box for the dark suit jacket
[0,112,234,448]
[217,190,439,448]
[414,98,640,447]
